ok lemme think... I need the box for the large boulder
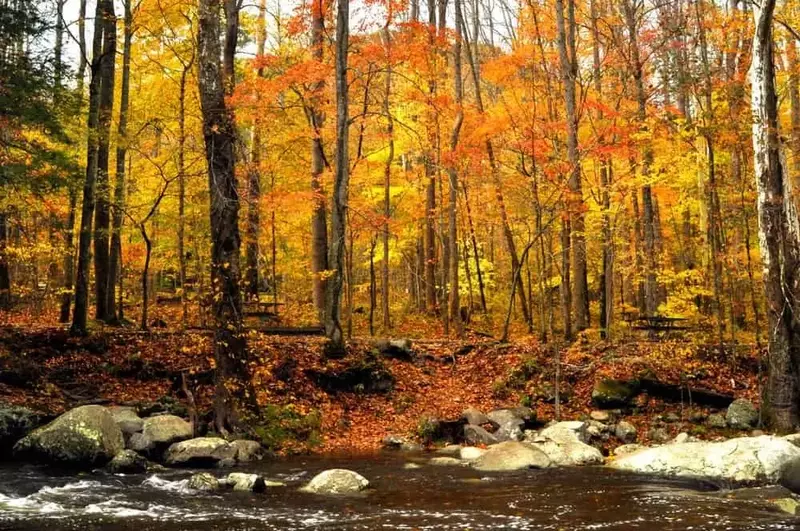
[610,436,800,485]
[13,405,124,467]
[460,446,486,461]
[141,415,192,448]
[592,378,641,409]
[109,407,143,436]
[487,409,525,442]
[224,472,267,492]
[300,469,370,494]
[163,437,237,467]
[527,422,603,466]
[472,441,551,472]
[462,407,492,427]
[615,421,638,443]
[726,399,758,430]
[0,403,45,451]
[464,424,499,446]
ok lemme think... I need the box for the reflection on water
[0,453,796,530]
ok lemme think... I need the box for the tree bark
[750,0,800,430]
[555,0,587,332]
[324,0,350,353]
[0,213,9,308]
[93,0,116,323]
[424,0,438,313]
[198,0,255,433]
[71,0,106,335]
[381,19,394,330]
[310,0,329,320]
[108,0,132,324]
[447,0,464,337]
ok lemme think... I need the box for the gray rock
[164,437,237,467]
[0,404,44,451]
[188,472,220,492]
[592,379,641,409]
[429,456,463,466]
[382,435,422,452]
[707,413,727,428]
[459,446,486,461]
[464,424,499,446]
[141,415,192,447]
[108,449,148,474]
[472,441,551,471]
[462,407,491,427]
[527,422,603,466]
[225,472,266,492]
[716,486,800,516]
[436,444,462,455]
[615,421,638,443]
[672,432,691,444]
[374,339,414,360]
[727,399,758,430]
[487,409,525,441]
[590,410,612,422]
[613,443,645,456]
[403,462,422,470]
[649,427,671,444]
[231,439,264,462]
[13,405,124,467]
[109,407,143,435]
[128,432,154,453]
[300,469,370,494]
[783,433,800,448]
[610,435,800,485]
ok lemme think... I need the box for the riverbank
[0,326,762,454]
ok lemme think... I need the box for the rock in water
[141,415,193,448]
[464,424,499,446]
[726,399,758,430]
[429,457,463,466]
[300,469,370,494]
[459,446,487,461]
[188,472,220,492]
[615,421,638,443]
[164,437,237,467]
[108,449,148,474]
[528,422,603,466]
[610,435,800,485]
[13,405,124,467]
[230,439,264,462]
[472,441,551,472]
[592,379,641,408]
[225,472,267,492]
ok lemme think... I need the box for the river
[0,453,795,530]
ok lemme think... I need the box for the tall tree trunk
[93,0,116,322]
[324,0,350,353]
[223,0,239,94]
[789,37,800,189]
[381,20,394,330]
[310,0,329,320]
[178,64,191,327]
[424,0,438,313]
[623,0,658,317]
[447,0,464,337]
[71,0,106,335]
[750,0,800,430]
[555,0,587,332]
[0,213,9,308]
[108,0,132,324]
[198,0,254,433]
[463,185,487,312]
[246,0,267,301]
[561,215,572,339]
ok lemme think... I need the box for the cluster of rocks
[8,404,263,472]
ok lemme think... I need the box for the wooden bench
[631,315,691,338]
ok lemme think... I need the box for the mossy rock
[592,378,641,409]
[13,405,124,468]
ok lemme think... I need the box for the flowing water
[0,453,796,530]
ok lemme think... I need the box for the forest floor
[0,313,764,454]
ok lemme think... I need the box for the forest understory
[0,309,763,455]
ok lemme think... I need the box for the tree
[750,0,800,430]
[324,0,350,353]
[198,0,255,432]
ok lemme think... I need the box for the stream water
[0,453,796,530]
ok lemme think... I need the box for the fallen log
[639,378,734,408]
